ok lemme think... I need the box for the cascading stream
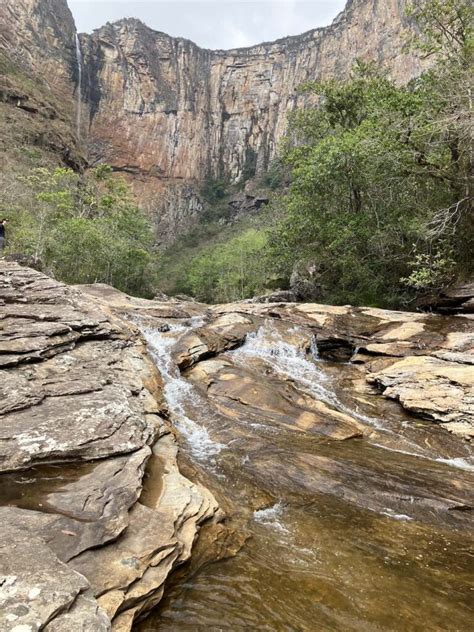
[137,316,473,632]
[141,320,225,462]
[230,322,474,471]
[75,33,83,139]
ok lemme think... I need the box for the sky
[68,1,346,50]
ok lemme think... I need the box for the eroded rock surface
[368,356,474,439]
[207,301,474,438]
[0,0,429,241]
[1,264,473,631]
[0,524,110,632]
[0,262,219,631]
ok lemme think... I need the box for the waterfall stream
[75,33,83,139]
[142,320,225,462]
[230,323,474,471]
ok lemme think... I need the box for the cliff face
[83,0,423,184]
[1,0,77,102]
[0,0,426,241]
[0,0,83,173]
[80,0,426,239]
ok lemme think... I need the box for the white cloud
[68,1,347,48]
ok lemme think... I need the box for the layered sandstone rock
[206,300,474,439]
[80,0,427,236]
[1,264,473,630]
[0,262,218,631]
[83,0,425,183]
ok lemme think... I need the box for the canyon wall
[0,0,83,172]
[0,0,77,107]
[1,0,426,241]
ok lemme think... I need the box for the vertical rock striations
[0,0,84,170]
[0,0,427,237]
[80,0,426,237]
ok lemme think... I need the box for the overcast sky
[68,1,346,49]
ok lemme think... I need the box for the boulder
[368,355,474,439]
[417,280,474,314]
[172,312,258,369]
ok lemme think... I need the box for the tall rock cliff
[81,0,426,239]
[1,0,426,241]
[0,0,83,172]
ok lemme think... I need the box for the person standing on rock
[0,219,6,254]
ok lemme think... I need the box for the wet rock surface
[1,264,473,631]
[132,296,473,632]
[0,263,219,631]
[208,300,474,438]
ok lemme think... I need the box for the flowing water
[75,33,83,139]
[138,318,474,632]
[142,319,225,463]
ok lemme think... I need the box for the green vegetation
[183,228,268,303]
[260,159,287,191]
[156,210,272,302]
[156,173,274,302]
[2,166,157,296]
[159,0,472,307]
[1,0,470,308]
[199,177,233,223]
[241,148,258,184]
[266,0,473,307]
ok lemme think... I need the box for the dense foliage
[2,166,156,295]
[184,228,268,303]
[269,0,473,306]
[158,224,269,303]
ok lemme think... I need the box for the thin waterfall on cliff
[75,33,83,139]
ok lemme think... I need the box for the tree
[4,166,156,296]
[406,0,473,271]
[269,0,473,306]
[185,229,268,303]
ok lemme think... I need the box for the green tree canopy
[269,0,473,307]
[4,166,157,296]
[184,228,269,303]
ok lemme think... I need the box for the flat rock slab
[0,385,157,471]
[0,447,150,561]
[188,357,364,440]
[368,355,474,438]
[0,263,219,630]
[0,523,110,632]
[0,264,118,367]
[0,264,165,472]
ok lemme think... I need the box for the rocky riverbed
[1,262,473,631]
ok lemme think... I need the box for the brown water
[136,320,474,632]
[0,461,97,517]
